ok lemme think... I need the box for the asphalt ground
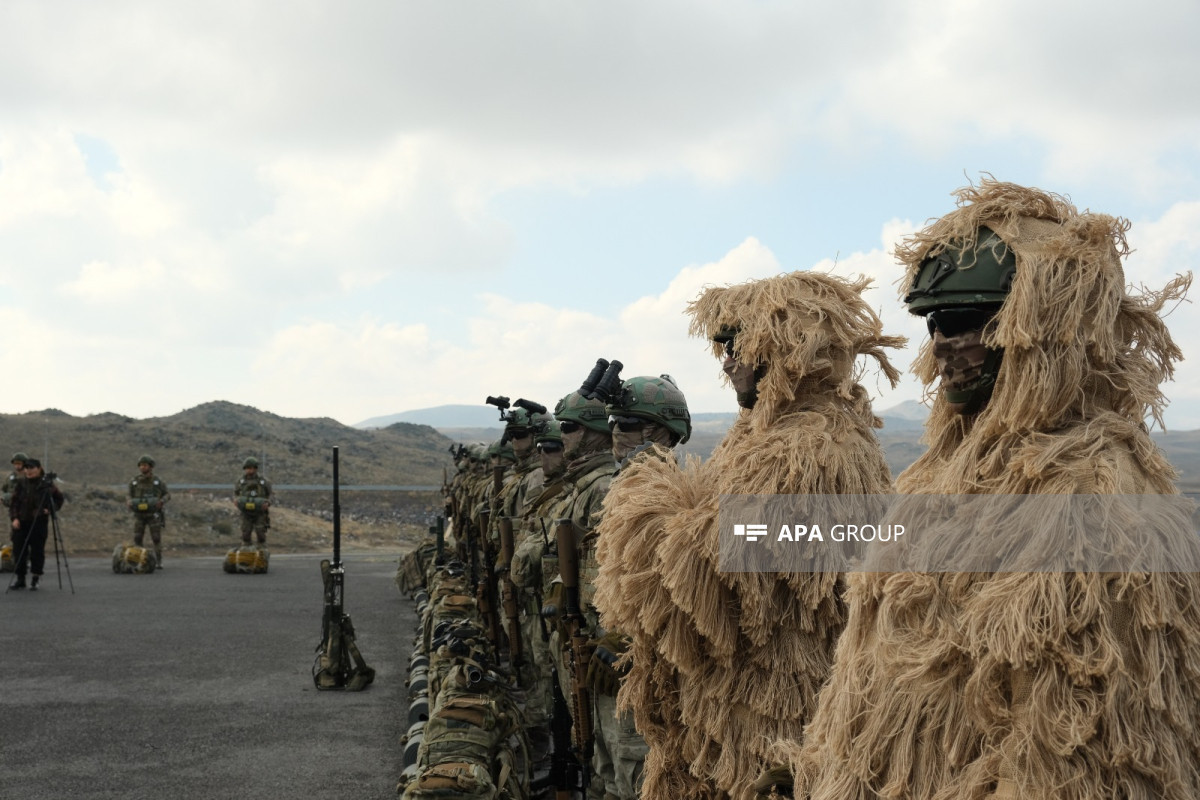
[0,550,419,800]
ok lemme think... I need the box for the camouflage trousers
[132,512,164,550]
[521,592,555,729]
[593,691,647,800]
[240,510,269,543]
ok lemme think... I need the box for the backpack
[112,544,157,574]
[223,546,270,574]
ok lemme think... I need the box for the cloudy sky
[2,0,1198,429]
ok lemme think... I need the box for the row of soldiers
[399,178,1200,800]
[400,364,689,799]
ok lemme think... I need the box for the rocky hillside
[0,401,455,556]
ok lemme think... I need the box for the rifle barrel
[333,445,341,568]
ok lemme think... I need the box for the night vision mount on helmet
[553,358,623,434]
[486,395,551,441]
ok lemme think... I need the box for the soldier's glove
[751,765,794,799]
[585,631,631,696]
[540,583,563,626]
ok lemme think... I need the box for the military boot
[30,575,39,591]
[12,575,26,590]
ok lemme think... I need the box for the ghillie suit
[593,271,903,799]
[786,179,1197,800]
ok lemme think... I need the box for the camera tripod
[6,477,74,594]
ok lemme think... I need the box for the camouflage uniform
[552,449,620,799]
[234,469,272,544]
[2,453,26,508]
[129,468,170,564]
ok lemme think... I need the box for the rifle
[480,464,507,651]
[313,445,374,691]
[442,466,452,517]
[549,667,584,799]
[475,506,502,653]
[433,515,446,565]
[555,516,594,771]
[498,515,523,681]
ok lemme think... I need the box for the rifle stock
[475,507,504,654]
[554,516,594,765]
[498,516,524,677]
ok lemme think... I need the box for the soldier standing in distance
[3,452,28,508]
[233,457,272,546]
[127,454,171,569]
[9,458,65,590]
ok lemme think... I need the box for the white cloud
[0,0,1197,433]
[244,238,782,422]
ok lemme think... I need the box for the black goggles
[925,307,996,338]
[536,441,563,454]
[608,415,646,433]
[507,428,532,440]
[558,420,583,435]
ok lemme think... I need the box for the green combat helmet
[553,391,611,433]
[903,226,1016,316]
[904,225,1016,413]
[606,375,692,445]
[534,417,562,446]
[486,439,517,464]
[505,401,552,439]
[138,455,155,467]
[11,452,29,464]
[243,457,260,468]
[555,358,621,434]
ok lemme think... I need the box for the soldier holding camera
[233,457,272,546]
[9,458,65,590]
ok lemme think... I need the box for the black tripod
[6,476,73,594]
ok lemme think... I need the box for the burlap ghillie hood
[786,179,1199,800]
[594,271,903,799]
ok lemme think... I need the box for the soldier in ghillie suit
[786,179,1198,799]
[593,271,903,799]
[127,454,170,568]
[233,457,272,546]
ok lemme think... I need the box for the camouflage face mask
[932,328,1003,413]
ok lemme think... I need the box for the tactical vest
[236,475,270,499]
[129,474,166,512]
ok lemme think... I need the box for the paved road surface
[0,551,417,800]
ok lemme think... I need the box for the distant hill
[358,404,507,429]
[0,401,454,555]
[2,400,453,487]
